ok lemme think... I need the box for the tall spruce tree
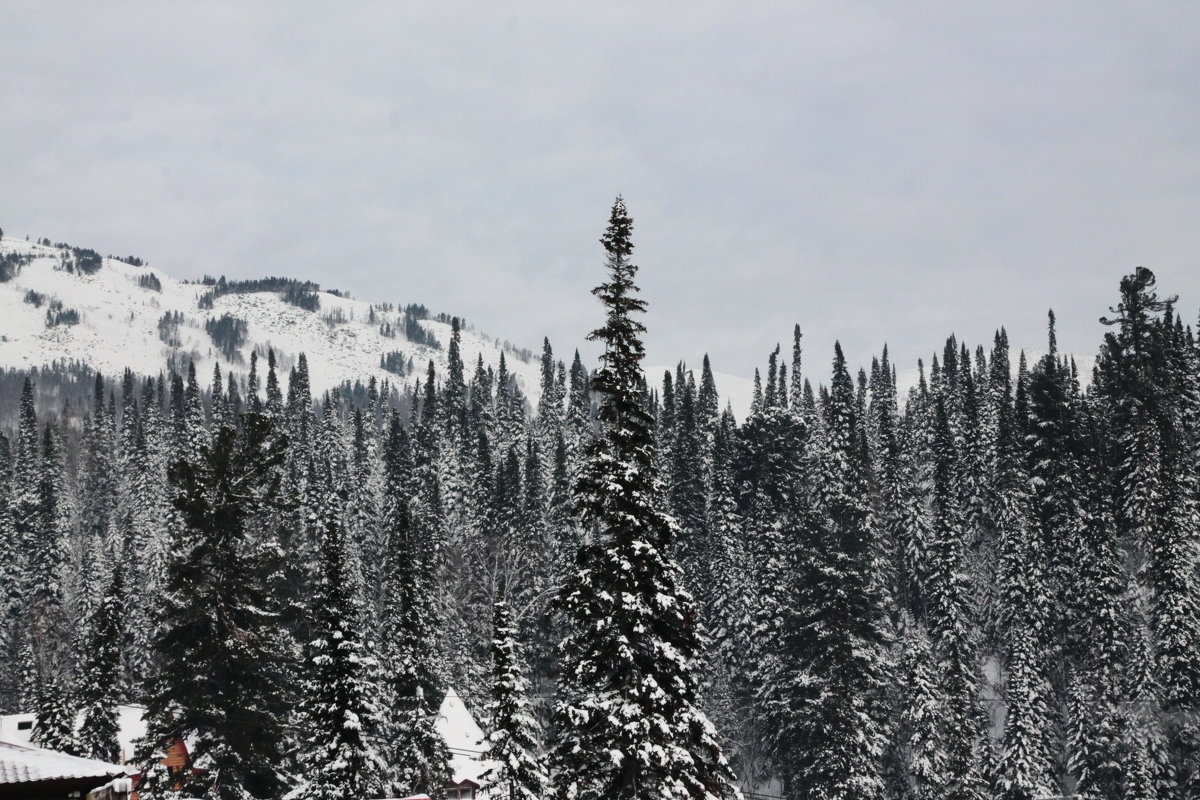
[770,343,892,800]
[1098,268,1200,787]
[994,627,1054,800]
[288,463,386,800]
[136,412,289,800]
[76,565,124,762]
[927,398,985,800]
[893,612,948,800]
[483,598,546,800]
[32,674,76,753]
[552,197,738,800]
[380,479,451,799]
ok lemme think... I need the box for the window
[17,720,32,730]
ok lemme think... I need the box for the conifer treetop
[589,197,649,420]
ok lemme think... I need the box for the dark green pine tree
[380,486,451,799]
[289,463,386,800]
[1097,268,1200,786]
[15,637,37,712]
[266,348,284,418]
[287,353,315,455]
[75,565,124,762]
[737,344,807,789]
[1063,399,1127,800]
[893,611,948,800]
[552,197,738,800]
[12,378,40,603]
[248,350,262,412]
[32,674,76,753]
[135,412,289,800]
[772,342,892,800]
[182,360,208,461]
[1150,305,1200,716]
[483,599,547,800]
[927,398,985,800]
[1025,312,1086,667]
[670,376,709,602]
[0,431,17,711]
[993,627,1054,800]
[734,342,808,743]
[30,423,68,672]
[212,363,229,428]
[565,350,593,467]
[538,337,566,444]
[992,336,1055,798]
[701,408,759,781]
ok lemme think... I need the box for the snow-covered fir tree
[551,197,738,800]
[483,598,546,800]
[1,230,1200,800]
[767,342,892,800]
[76,565,124,762]
[287,463,386,800]
[379,474,452,799]
[135,412,290,800]
[32,674,76,753]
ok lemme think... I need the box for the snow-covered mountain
[3,233,1082,421]
[0,235,543,402]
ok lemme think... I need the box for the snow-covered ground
[0,236,542,404]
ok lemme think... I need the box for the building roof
[0,714,34,748]
[434,688,498,795]
[0,741,127,785]
[0,704,178,765]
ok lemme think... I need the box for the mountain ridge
[0,234,544,404]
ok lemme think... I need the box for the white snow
[0,236,542,406]
[435,688,498,796]
[0,703,176,766]
[0,740,128,784]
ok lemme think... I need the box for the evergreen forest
[2,199,1199,800]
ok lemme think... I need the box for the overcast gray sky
[3,2,1198,385]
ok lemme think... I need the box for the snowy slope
[0,236,542,404]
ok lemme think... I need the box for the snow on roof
[0,703,167,765]
[3,694,491,788]
[0,740,127,785]
[0,713,35,748]
[435,688,498,793]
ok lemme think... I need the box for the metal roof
[0,741,127,785]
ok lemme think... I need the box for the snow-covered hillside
[0,235,542,403]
